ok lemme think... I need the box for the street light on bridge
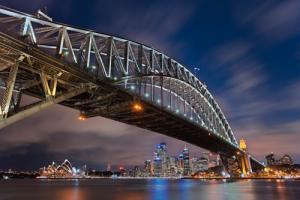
[132,102,143,112]
[78,114,86,121]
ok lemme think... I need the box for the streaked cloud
[236,1,300,41]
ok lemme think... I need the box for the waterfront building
[203,152,220,168]
[144,160,152,176]
[153,156,162,176]
[119,166,127,176]
[266,153,294,166]
[280,155,293,165]
[39,159,86,178]
[182,145,190,176]
[131,166,142,177]
[191,157,209,174]
[266,153,276,165]
[169,156,178,176]
[153,142,168,176]
[177,153,184,175]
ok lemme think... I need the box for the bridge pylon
[220,139,253,177]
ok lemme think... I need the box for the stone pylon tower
[239,139,252,176]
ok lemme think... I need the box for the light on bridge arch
[130,85,135,91]
[63,50,69,56]
[78,114,86,121]
[132,102,143,112]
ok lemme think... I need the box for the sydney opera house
[38,159,87,178]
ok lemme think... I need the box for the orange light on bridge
[132,102,143,112]
[78,114,86,121]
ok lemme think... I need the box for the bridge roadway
[0,6,264,172]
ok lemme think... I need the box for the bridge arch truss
[0,6,237,147]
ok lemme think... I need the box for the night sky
[0,0,299,170]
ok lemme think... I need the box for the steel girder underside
[0,6,264,170]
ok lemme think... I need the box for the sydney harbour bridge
[0,6,263,176]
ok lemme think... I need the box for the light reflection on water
[0,179,299,200]
[150,179,169,200]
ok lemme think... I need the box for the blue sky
[0,0,299,170]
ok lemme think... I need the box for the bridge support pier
[220,152,252,177]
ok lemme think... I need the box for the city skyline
[0,0,300,171]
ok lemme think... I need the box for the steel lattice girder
[0,6,238,145]
[0,6,242,147]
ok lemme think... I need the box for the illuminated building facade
[39,159,86,178]
[266,153,294,166]
[144,160,152,176]
[182,145,190,176]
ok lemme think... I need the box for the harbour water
[0,179,299,200]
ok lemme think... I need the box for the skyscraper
[153,142,167,176]
[169,156,178,176]
[144,160,152,176]
[178,153,184,175]
[153,155,162,176]
[182,145,190,176]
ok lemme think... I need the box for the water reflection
[275,180,287,200]
[150,179,169,200]
[179,179,195,200]
[0,179,299,200]
[56,180,86,200]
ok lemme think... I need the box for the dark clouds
[0,0,300,169]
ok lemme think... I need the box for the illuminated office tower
[144,160,152,176]
[182,145,190,176]
[169,156,178,176]
[153,142,167,176]
[177,153,184,175]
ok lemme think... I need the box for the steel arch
[0,5,237,146]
